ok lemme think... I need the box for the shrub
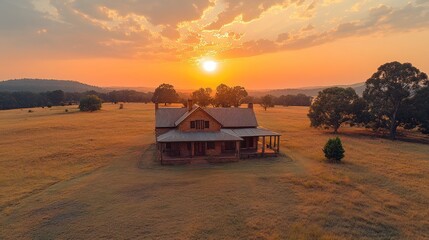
[323,137,345,162]
[79,95,102,112]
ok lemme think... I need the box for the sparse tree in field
[192,88,212,107]
[260,94,275,111]
[214,84,232,107]
[308,87,361,133]
[151,83,179,105]
[363,62,428,140]
[323,137,345,162]
[213,84,248,107]
[230,86,248,107]
[79,95,102,112]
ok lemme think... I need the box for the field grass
[1,103,428,239]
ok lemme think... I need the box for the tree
[308,87,361,133]
[151,83,179,105]
[363,62,428,139]
[323,137,345,162]
[411,87,429,134]
[46,90,65,105]
[214,84,232,107]
[260,95,275,111]
[230,86,248,107]
[213,84,248,107]
[79,95,102,112]
[192,88,212,107]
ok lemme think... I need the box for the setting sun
[202,60,218,73]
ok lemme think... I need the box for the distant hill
[249,82,365,97]
[104,86,155,93]
[0,79,105,93]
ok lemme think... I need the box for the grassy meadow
[1,103,429,239]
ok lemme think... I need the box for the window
[187,143,192,150]
[207,142,215,149]
[191,120,209,130]
[166,143,171,150]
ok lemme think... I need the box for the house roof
[155,105,258,128]
[204,108,258,128]
[229,127,281,137]
[155,108,188,128]
[157,129,243,143]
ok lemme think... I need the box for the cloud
[1,0,429,61]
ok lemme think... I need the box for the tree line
[0,90,153,110]
[151,83,312,109]
[308,62,429,139]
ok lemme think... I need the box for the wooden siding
[178,109,222,132]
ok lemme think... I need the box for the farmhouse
[155,100,281,164]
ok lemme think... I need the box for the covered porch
[156,128,281,164]
[230,128,281,159]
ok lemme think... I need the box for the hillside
[249,82,365,97]
[0,79,104,93]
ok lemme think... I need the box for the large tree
[230,86,248,107]
[151,83,179,105]
[192,88,212,107]
[214,84,232,107]
[308,87,361,133]
[213,84,248,107]
[363,62,428,139]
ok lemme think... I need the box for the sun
[202,60,218,73]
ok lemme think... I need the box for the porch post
[191,142,195,158]
[277,136,280,153]
[262,136,265,157]
[160,143,164,163]
[236,141,240,159]
[269,136,272,149]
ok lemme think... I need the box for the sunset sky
[1,0,428,89]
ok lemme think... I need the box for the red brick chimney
[188,99,193,111]
[248,102,254,109]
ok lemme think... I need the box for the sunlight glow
[202,60,218,73]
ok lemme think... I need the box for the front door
[194,142,206,156]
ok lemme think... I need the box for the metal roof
[202,108,258,127]
[157,129,243,143]
[155,108,188,127]
[155,106,258,128]
[230,127,281,137]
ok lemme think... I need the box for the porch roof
[157,129,243,143]
[229,127,281,137]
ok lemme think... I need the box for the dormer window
[190,120,210,129]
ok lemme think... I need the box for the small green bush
[323,137,345,162]
[79,95,102,112]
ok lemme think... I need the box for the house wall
[178,109,222,132]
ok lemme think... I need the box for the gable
[177,108,222,132]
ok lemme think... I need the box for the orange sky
[1,1,428,89]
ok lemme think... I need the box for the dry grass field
[1,103,429,239]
